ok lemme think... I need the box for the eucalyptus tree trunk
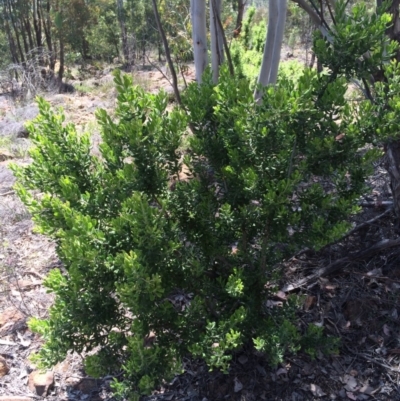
[32,0,44,64]
[117,0,129,63]
[24,18,34,51]
[6,0,25,63]
[58,38,64,83]
[4,17,19,64]
[32,0,42,49]
[191,0,208,84]
[210,0,224,83]
[234,0,246,38]
[254,0,287,101]
[42,0,55,71]
[268,0,287,83]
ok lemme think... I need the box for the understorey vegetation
[11,2,400,400]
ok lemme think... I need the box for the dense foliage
[10,1,400,400]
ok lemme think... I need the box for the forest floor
[1,51,400,401]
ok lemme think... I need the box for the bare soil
[1,62,400,401]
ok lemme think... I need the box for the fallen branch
[340,207,393,241]
[282,237,400,292]
[0,191,15,196]
[359,200,393,208]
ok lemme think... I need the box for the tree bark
[151,0,182,106]
[117,0,129,64]
[58,37,65,84]
[191,0,208,84]
[4,16,19,64]
[33,0,43,50]
[24,19,34,52]
[7,0,25,63]
[254,0,278,100]
[234,0,246,38]
[16,4,30,57]
[254,0,287,100]
[42,0,55,71]
[210,0,224,83]
[268,0,287,84]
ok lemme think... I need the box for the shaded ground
[1,60,400,401]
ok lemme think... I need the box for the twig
[212,0,235,77]
[145,55,173,87]
[328,317,400,375]
[151,0,182,106]
[350,270,400,285]
[177,59,189,89]
[24,269,45,280]
[283,237,400,292]
[359,200,393,208]
[340,207,393,241]
[0,191,15,196]
[325,0,336,25]
[292,0,325,27]
[288,247,312,262]
[347,348,400,374]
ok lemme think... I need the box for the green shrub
[12,66,382,398]
[11,4,400,398]
[278,60,305,83]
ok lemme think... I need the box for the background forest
[0,0,375,88]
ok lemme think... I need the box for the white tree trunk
[191,0,208,84]
[254,0,279,101]
[268,0,287,84]
[210,0,224,83]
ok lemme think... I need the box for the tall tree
[254,0,287,100]
[32,0,43,51]
[210,0,225,83]
[188,0,287,88]
[116,0,129,63]
[191,0,208,83]
[40,0,55,70]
